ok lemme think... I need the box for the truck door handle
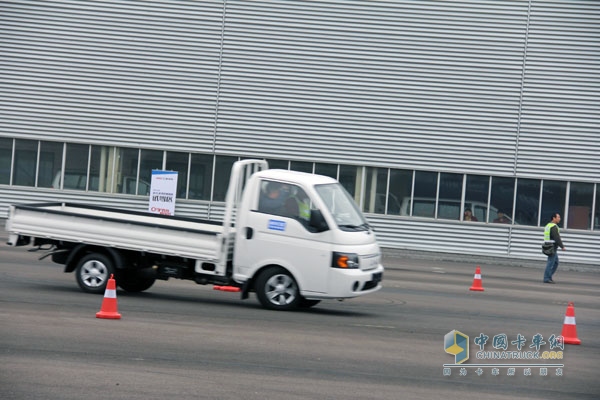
[246,227,254,240]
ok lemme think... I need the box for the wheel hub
[266,274,296,305]
[82,260,107,288]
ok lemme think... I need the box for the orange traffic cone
[96,274,121,319]
[469,266,484,291]
[561,302,581,345]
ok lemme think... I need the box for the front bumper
[302,264,384,300]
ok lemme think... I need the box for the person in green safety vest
[284,186,311,222]
[543,212,566,284]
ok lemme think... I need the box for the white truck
[5,160,384,310]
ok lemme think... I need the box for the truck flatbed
[7,203,227,261]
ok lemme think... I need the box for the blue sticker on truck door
[268,219,286,231]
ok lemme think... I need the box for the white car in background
[52,171,149,195]
[399,196,513,223]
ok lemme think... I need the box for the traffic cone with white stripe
[96,274,121,319]
[469,266,484,291]
[560,302,580,345]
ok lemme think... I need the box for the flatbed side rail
[8,202,221,236]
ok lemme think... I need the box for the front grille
[360,254,380,271]
[362,272,382,290]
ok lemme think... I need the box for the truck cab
[233,168,384,310]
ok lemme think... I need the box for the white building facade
[1,1,599,265]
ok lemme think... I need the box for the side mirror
[309,209,329,233]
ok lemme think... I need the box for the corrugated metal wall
[368,215,600,264]
[216,0,529,175]
[0,1,599,265]
[517,1,600,181]
[0,0,224,152]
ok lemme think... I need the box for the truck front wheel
[255,267,300,311]
[299,297,321,308]
[75,253,114,294]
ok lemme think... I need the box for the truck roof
[255,168,338,186]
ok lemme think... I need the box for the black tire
[75,253,114,294]
[298,297,321,309]
[255,266,300,311]
[117,270,156,293]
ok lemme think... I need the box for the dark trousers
[544,252,559,282]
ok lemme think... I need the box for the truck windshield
[314,183,370,231]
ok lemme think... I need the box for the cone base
[470,287,484,291]
[562,337,581,345]
[96,311,121,319]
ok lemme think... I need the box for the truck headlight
[332,252,359,269]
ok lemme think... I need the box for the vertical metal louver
[517,1,600,181]
[0,0,224,151]
[215,1,529,174]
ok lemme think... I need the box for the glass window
[213,155,238,201]
[315,182,367,231]
[338,164,360,199]
[439,173,462,220]
[290,161,312,173]
[258,180,310,217]
[139,149,163,195]
[490,176,515,224]
[363,167,388,214]
[13,139,37,186]
[315,162,338,179]
[438,200,461,221]
[412,198,435,217]
[89,145,116,193]
[265,158,289,170]
[61,143,90,190]
[389,169,412,216]
[166,151,189,199]
[541,180,566,227]
[412,171,438,217]
[116,147,140,194]
[189,153,213,200]
[465,175,489,222]
[38,141,63,188]
[567,182,593,230]
[515,178,540,226]
[0,137,12,184]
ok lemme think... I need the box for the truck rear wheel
[117,271,156,293]
[75,253,114,294]
[255,266,300,311]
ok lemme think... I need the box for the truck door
[236,180,331,295]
